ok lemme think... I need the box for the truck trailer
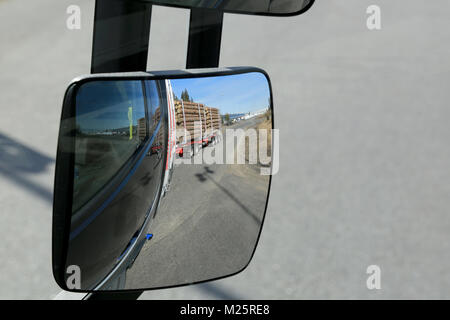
[162,79,222,196]
[173,100,222,157]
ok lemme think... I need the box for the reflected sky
[171,72,270,115]
[76,81,146,132]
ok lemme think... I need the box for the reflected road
[125,118,270,289]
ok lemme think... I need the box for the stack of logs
[174,100,221,143]
[205,106,220,135]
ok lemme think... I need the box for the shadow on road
[197,282,243,300]
[0,131,54,203]
[195,166,263,225]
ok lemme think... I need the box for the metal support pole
[197,103,203,140]
[181,100,187,144]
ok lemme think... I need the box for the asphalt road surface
[125,122,269,289]
[1,0,450,299]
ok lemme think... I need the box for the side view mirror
[140,0,315,16]
[52,67,275,291]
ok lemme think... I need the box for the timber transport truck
[162,79,222,196]
[173,100,222,158]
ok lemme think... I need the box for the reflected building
[137,117,147,142]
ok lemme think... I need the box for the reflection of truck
[173,100,221,157]
[162,80,222,196]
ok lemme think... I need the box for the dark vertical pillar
[186,8,223,69]
[91,0,152,73]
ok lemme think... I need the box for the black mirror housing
[138,0,315,16]
[53,67,275,292]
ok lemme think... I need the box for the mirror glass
[146,0,313,15]
[73,81,148,212]
[54,70,274,291]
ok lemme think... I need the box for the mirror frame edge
[52,66,274,293]
[52,82,78,290]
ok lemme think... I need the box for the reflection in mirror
[61,79,166,291]
[147,0,313,15]
[55,70,274,291]
[73,81,147,212]
[123,72,274,290]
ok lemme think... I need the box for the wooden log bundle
[175,100,202,141]
[174,100,221,143]
[205,107,221,130]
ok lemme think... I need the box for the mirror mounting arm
[91,0,152,73]
[186,8,223,69]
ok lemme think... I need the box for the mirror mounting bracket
[90,1,223,73]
